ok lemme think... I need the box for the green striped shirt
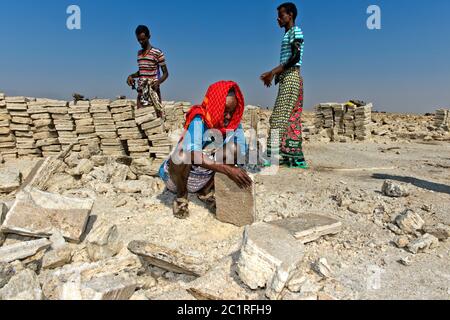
[280,26,304,67]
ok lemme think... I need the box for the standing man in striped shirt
[127,25,169,110]
[260,3,308,169]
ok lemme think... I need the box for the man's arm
[261,39,303,87]
[127,71,140,87]
[154,65,169,88]
[190,151,252,189]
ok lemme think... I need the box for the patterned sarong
[267,67,305,161]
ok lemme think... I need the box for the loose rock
[0,269,43,300]
[236,222,304,300]
[382,180,410,198]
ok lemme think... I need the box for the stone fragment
[236,222,304,300]
[0,167,21,193]
[153,289,196,301]
[1,188,93,242]
[423,224,450,241]
[86,222,122,261]
[347,202,374,215]
[312,258,333,279]
[61,274,137,300]
[114,181,149,194]
[0,238,51,263]
[395,210,424,234]
[130,290,149,300]
[128,240,209,277]
[0,262,15,288]
[42,246,73,270]
[0,269,43,300]
[39,254,142,300]
[188,255,261,300]
[407,234,439,254]
[71,159,94,176]
[215,173,256,227]
[269,215,342,244]
[382,180,410,198]
[394,236,410,248]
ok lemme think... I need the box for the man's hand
[151,80,160,90]
[127,76,135,87]
[260,71,274,88]
[224,166,253,189]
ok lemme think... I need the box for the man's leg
[197,143,240,210]
[168,155,192,219]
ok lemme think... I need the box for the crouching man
[159,81,253,219]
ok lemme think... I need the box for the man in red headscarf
[159,81,253,219]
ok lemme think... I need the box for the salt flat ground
[2,140,449,300]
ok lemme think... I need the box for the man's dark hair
[277,2,298,21]
[135,25,150,37]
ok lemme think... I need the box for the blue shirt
[158,116,247,181]
[280,26,304,67]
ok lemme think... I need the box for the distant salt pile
[434,109,449,130]
[314,102,373,142]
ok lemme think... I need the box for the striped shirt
[280,26,304,67]
[138,47,166,80]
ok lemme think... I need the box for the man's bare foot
[173,198,189,219]
[198,191,217,212]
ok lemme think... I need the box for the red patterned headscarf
[184,81,245,135]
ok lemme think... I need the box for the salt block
[1,188,93,243]
[215,173,256,227]
[269,214,342,244]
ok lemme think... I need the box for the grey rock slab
[0,269,43,300]
[0,238,51,263]
[215,173,256,227]
[236,222,304,300]
[0,167,21,193]
[128,240,209,277]
[269,214,342,244]
[1,188,93,243]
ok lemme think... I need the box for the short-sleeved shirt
[138,47,166,81]
[158,115,247,182]
[182,116,247,156]
[280,26,304,67]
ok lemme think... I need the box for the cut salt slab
[0,269,43,300]
[61,274,137,300]
[128,240,209,277]
[1,188,93,243]
[187,255,262,300]
[0,238,51,264]
[215,173,256,227]
[236,222,305,300]
[0,167,22,193]
[269,214,342,244]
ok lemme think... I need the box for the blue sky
[0,0,449,113]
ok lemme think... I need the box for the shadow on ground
[372,174,450,195]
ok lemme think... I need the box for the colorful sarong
[267,67,305,161]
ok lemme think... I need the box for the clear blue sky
[0,0,449,113]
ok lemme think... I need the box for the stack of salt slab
[127,107,157,158]
[0,93,17,159]
[69,100,98,153]
[91,99,125,156]
[51,100,78,152]
[28,99,61,157]
[435,109,449,129]
[354,103,372,141]
[110,99,143,153]
[163,101,189,132]
[134,106,170,161]
[7,97,41,158]
[343,104,356,139]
